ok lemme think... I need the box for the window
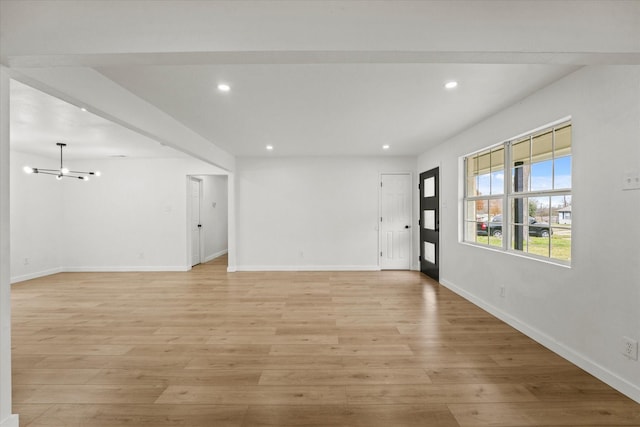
[464,121,572,264]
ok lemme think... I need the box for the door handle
[405,225,410,229]
[197,224,202,228]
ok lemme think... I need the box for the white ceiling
[96,63,578,157]
[10,80,188,160]
[2,1,639,161]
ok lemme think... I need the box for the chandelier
[23,143,101,181]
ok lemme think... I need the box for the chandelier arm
[34,171,60,176]
[68,170,96,175]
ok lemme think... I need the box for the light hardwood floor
[11,256,640,426]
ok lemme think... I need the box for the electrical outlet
[622,336,638,360]
[23,258,29,265]
[622,169,640,191]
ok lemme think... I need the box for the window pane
[475,199,489,244]
[475,199,488,222]
[490,171,504,195]
[491,147,505,171]
[510,197,528,252]
[511,138,530,165]
[477,150,491,174]
[554,155,571,189]
[488,200,503,247]
[424,241,436,264]
[424,177,435,198]
[510,224,529,253]
[423,210,436,230]
[531,160,553,191]
[529,196,551,228]
[527,233,550,258]
[476,173,490,196]
[511,165,530,193]
[490,147,505,195]
[551,226,572,261]
[532,130,553,163]
[555,124,571,157]
[551,195,571,261]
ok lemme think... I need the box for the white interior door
[190,178,202,266]
[380,173,412,270]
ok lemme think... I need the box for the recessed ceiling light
[80,107,88,112]
[445,81,458,89]
[382,145,390,150]
[266,145,274,151]
[217,83,231,92]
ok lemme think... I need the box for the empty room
[1,1,639,426]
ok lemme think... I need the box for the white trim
[0,415,19,427]
[205,249,228,263]
[439,277,640,404]
[10,267,63,284]
[64,266,190,272]
[236,265,381,272]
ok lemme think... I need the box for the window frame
[462,118,572,266]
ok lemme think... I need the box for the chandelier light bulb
[61,167,69,175]
[56,175,63,180]
[23,166,34,174]
[95,171,101,177]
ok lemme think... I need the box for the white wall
[10,155,226,278]
[417,65,640,402]
[198,175,228,261]
[10,151,63,282]
[236,156,415,270]
[1,65,19,427]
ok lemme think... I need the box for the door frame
[378,172,414,270]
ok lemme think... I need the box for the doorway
[419,167,439,281]
[187,174,230,270]
[190,177,203,266]
[379,173,412,270]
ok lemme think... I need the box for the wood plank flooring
[11,256,640,426]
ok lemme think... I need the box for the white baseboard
[204,249,228,263]
[235,265,381,272]
[64,266,190,272]
[11,267,63,284]
[0,414,19,427]
[439,277,640,404]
